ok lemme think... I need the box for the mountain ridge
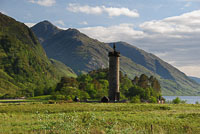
[189,76,200,84]
[31,20,200,96]
[31,20,62,44]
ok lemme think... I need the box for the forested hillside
[0,13,76,98]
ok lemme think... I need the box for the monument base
[109,92,120,101]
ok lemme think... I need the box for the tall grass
[0,102,200,134]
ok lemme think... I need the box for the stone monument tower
[108,43,120,101]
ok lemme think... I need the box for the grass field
[0,102,200,134]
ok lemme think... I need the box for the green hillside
[31,21,200,96]
[50,59,76,78]
[0,13,76,97]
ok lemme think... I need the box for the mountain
[189,76,200,84]
[31,21,200,96]
[32,22,155,77]
[30,20,61,43]
[0,13,76,97]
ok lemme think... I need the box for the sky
[1,0,200,77]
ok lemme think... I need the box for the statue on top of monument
[113,43,116,52]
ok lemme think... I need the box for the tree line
[51,69,162,102]
[1,68,162,103]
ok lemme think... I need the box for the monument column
[108,43,120,101]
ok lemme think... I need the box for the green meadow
[0,102,200,134]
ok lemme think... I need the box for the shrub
[0,93,3,98]
[66,95,72,101]
[180,100,187,104]
[29,95,51,100]
[172,97,181,104]
[149,96,157,103]
[0,93,17,99]
[48,100,56,104]
[131,95,141,103]
[51,93,66,100]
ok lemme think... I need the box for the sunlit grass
[0,102,200,134]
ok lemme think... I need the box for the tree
[127,85,145,99]
[138,74,149,89]
[85,83,96,98]
[151,78,161,93]
[120,75,133,95]
[60,86,81,99]
[55,77,78,92]
[34,86,44,96]
[132,76,139,85]
[130,74,162,102]
[77,74,92,83]
[80,91,90,100]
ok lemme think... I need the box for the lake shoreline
[163,96,200,104]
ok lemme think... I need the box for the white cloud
[79,23,143,43]
[67,3,102,15]
[140,10,200,34]
[79,10,200,77]
[178,66,200,77]
[29,0,56,7]
[24,23,36,27]
[54,20,65,26]
[0,10,8,15]
[80,21,88,25]
[67,3,139,18]
[102,6,139,17]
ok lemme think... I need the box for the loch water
[163,96,200,104]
